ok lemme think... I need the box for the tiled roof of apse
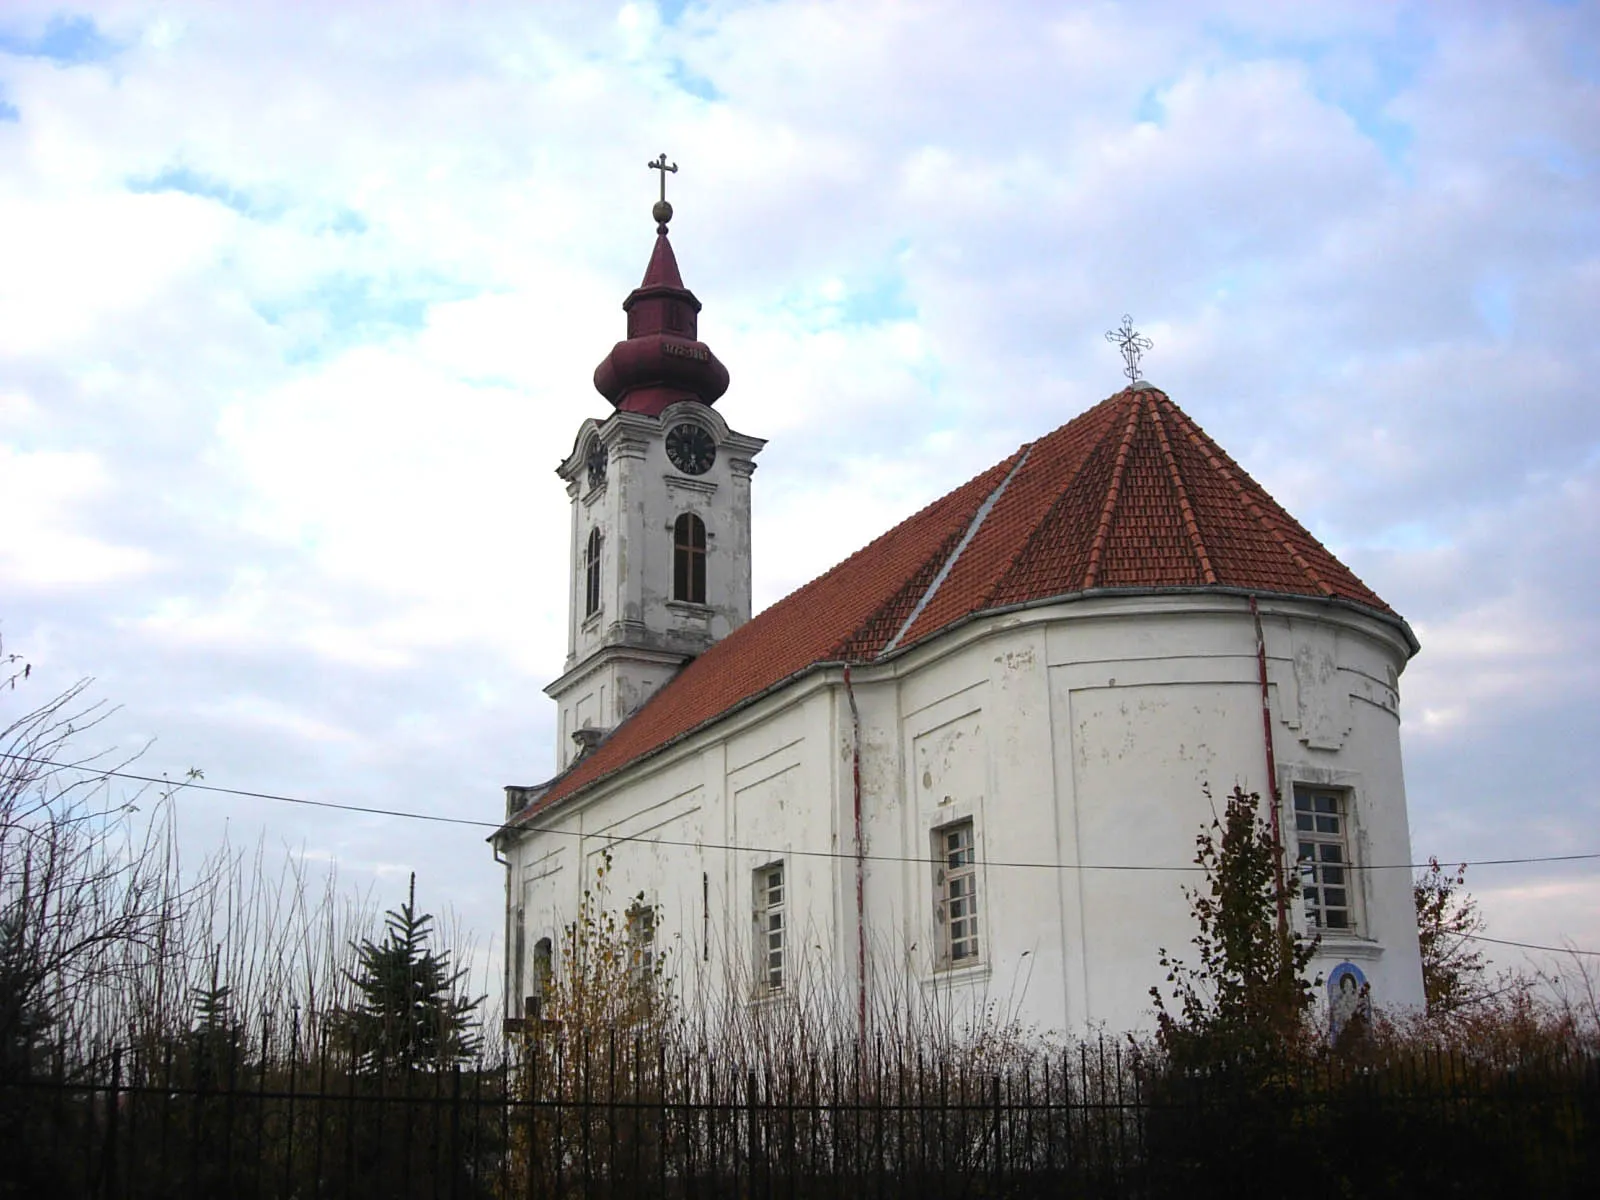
[518,385,1400,821]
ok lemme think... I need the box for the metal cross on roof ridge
[648,153,678,202]
[1105,314,1153,384]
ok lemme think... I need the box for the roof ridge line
[1162,395,1333,597]
[1082,396,1142,591]
[830,523,966,660]
[986,403,1126,609]
[879,444,1034,658]
[1148,392,1218,586]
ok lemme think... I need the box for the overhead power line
[6,752,1599,879]
[1460,933,1600,959]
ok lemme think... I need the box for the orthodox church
[493,183,1427,1034]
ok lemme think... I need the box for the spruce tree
[343,874,482,1070]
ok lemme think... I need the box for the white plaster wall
[508,593,1424,1037]
[854,595,1423,1034]
[506,683,840,1019]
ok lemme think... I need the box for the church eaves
[515,385,1408,822]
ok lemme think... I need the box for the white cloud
[0,189,237,355]
[0,446,155,585]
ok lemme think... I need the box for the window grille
[1295,787,1354,932]
[936,820,980,964]
[626,906,656,990]
[514,906,526,1016]
[528,936,552,1020]
[673,513,706,604]
[753,862,785,993]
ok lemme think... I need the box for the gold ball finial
[652,198,673,231]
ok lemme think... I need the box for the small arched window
[585,528,603,617]
[673,513,706,604]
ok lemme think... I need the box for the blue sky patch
[669,58,719,101]
[1201,16,1426,174]
[325,209,368,236]
[0,98,17,122]
[0,13,119,65]
[836,268,916,326]
[310,277,434,333]
[1519,138,1591,182]
[1207,263,1267,302]
[257,274,471,362]
[774,251,918,332]
[1473,275,1515,340]
[128,165,283,220]
[1366,520,1453,554]
[1134,85,1165,126]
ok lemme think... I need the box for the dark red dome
[593,232,729,415]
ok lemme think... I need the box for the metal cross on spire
[1105,314,1153,384]
[648,153,678,232]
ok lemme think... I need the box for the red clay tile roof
[517,386,1396,821]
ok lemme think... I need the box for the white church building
[493,191,1427,1036]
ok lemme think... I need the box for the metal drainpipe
[843,664,868,1039]
[1249,595,1290,937]
[493,836,513,1020]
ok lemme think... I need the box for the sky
[1,0,1596,1008]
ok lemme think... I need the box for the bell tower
[545,161,766,772]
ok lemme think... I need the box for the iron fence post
[103,1047,120,1200]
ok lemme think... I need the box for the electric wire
[1459,933,1600,959]
[10,753,1598,956]
[7,752,1599,876]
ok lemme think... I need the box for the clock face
[585,439,607,488]
[665,423,716,475]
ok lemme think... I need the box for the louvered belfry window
[673,513,707,604]
[936,820,980,964]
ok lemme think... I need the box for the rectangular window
[753,862,785,993]
[1295,787,1355,932]
[513,906,526,1016]
[626,905,656,989]
[529,936,553,1021]
[935,820,981,965]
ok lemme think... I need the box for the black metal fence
[3,1029,1596,1198]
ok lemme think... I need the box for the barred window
[935,820,980,964]
[753,862,785,993]
[673,513,706,604]
[1296,787,1355,932]
[584,528,603,618]
[626,905,656,990]
[513,906,526,1015]
[528,936,552,1020]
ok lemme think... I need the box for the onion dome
[593,208,729,416]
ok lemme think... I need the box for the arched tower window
[585,527,603,617]
[673,513,706,604]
